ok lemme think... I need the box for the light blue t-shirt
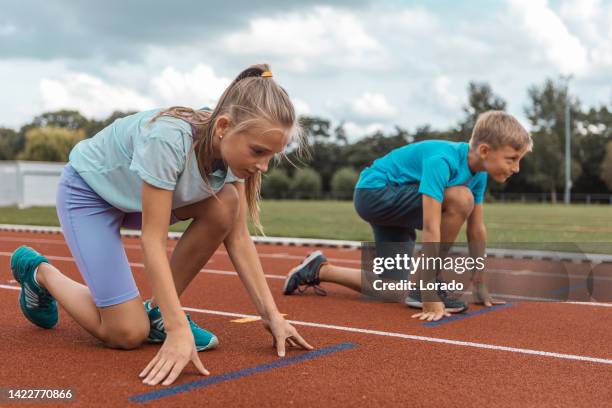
[356,140,488,204]
[69,109,243,213]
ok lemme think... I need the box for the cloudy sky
[1,0,611,140]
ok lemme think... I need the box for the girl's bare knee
[199,184,240,233]
[98,298,150,350]
[102,322,149,350]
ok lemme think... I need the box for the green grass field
[2,201,612,246]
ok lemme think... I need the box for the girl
[11,64,313,387]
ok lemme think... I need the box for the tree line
[1,77,611,201]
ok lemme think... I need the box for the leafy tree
[0,128,25,160]
[346,127,409,170]
[18,127,85,162]
[299,115,331,143]
[291,168,322,199]
[574,106,612,192]
[331,167,359,200]
[412,125,461,143]
[87,110,138,137]
[523,77,582,201]
[458,81,507,139]
[333,121,348,145]
[281,115,341,190]
[261,169,291,199]
[19,109,137,140]
[28,110,90,130]
[19,110,89,140]
[600,141,612,191]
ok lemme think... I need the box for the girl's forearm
[224,231,280,320]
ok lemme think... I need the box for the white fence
[0,161,65,208]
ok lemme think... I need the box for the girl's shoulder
[139,111,194,151]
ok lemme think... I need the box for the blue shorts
[354,184,423,254]
[56,164,183,308]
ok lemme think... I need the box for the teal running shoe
[10,246,58,329]
[144,300,218,351]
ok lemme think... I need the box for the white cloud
[38,63,236,120]
[292,98,311,116]
[507,0,588,75]
[559,0,612,68]
[432,75,460,112]
[560,0,601,33]
[351,92,397,120]
[0,58,70,128]
[343,121,387,141]
[150,65,231,108]
[0,3,610,135]
[222,6,381,70]
[40,73,154,119]
[379,7,439,33]
[0,22,16,36]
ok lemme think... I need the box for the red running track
[0,230,611,407]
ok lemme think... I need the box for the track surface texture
[1,230,611,407]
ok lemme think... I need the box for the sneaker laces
[37,287,54,308]
[297,262,327,296]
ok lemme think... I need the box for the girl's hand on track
[139,325,209,386]
[262,313,314,357]
[411,301,450,321]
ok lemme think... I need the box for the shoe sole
[196,335,219,352]
[283,250,323,295]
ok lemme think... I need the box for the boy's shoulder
[405,139,463,150]
[406,140,466,160]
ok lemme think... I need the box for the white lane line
[565,301,612,307]
[457,290,612,304]
[2,285,608,366]
[0,236,361,265]
[8,235,612,276]
[3,252,612,305]
[0,252,286,280]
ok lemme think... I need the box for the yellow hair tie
[261,71,273,78]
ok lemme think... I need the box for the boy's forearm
[421,227,440,244]
[467,225,487,282]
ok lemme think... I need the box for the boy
[283,110,532,321]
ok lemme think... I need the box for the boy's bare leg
[440,186,474,250]
[319,187,473,294]
[319,187,475,295]
[318,264,362,292]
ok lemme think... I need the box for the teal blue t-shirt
[356,140,488,204]
[69,109,243,213]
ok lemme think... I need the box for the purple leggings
[56,164,181,307]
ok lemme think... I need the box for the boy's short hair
[470,111,532,151]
